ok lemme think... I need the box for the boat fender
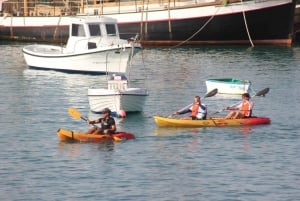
[117,110,126,118]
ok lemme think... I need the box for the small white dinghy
[22,16,140,74]
[88,73,148,115]
[206,78,251,95]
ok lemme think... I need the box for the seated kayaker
[225,93,254,119]
[86,108,116,135]
[173,96,207,120]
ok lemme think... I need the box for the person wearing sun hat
[86,108,116,135]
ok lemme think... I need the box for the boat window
[71,24,85,37]
[106,24,116,36]
[89,24,101,36]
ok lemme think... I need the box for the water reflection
[154,127,203,153]
[154,126,254,153]
[239,127,252,152]
[57,140,115,158]
[154,127,202,137]
[22,69,105,112]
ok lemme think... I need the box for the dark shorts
[100,129,115,135]
[106,130,115,135]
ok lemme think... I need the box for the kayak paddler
[225,93,254,119]
[173,96,207,120]
[86,108,116,135]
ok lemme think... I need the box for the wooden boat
[22,16,140,74]
[0,0,296,46]
[153,115,270,127]
[57,128,135,143]
[206,78,251,95]
[88,73,148,113]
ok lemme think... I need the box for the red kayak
[57,128,135,143]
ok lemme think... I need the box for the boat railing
[0,0,232,17]
[108,80,128,90]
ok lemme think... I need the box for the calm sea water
[0,43,299,201]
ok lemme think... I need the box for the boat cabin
[65,16,123,52]
[107,74,128,90]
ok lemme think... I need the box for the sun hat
[102,108,111,115]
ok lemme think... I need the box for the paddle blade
[204,88,218,98]
[255,87,270,97]
[113,136,122,142]
[68,107,82,119]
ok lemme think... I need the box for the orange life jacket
[191,104,199,117]
[241,100,252,117]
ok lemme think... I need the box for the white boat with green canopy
[206,78,252,95]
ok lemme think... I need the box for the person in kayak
[173,96,207,120]
[86,108,116,135]
[225,93,254,119]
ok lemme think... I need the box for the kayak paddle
[68,107,121,141]
[68,107,87,121]
[254,87,269,97]
[212,87,270,115]
[204,88,218,98]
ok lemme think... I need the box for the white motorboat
[206,78,251,95]
[22,16,141,74]
[88,73,148,114]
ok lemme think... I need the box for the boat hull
[22,45,136,74]
[0,0,296,46]
[88,88,148,113]
[294,4,300,41]
[206,78,251,95]
[153,116,271,127]
[57,128,135,143]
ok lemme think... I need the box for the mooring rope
[241,0,254,47]
[170,6,221,48]
[170,0,255,48]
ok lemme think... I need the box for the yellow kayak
[153,115,271,127]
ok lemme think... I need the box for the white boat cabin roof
[65,16,127,53]
[69,16,120,38]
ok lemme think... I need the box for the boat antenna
[85,0,89,16]
[106,52,109,85]
[127,43,134,88]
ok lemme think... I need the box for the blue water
[0,43,299,200]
